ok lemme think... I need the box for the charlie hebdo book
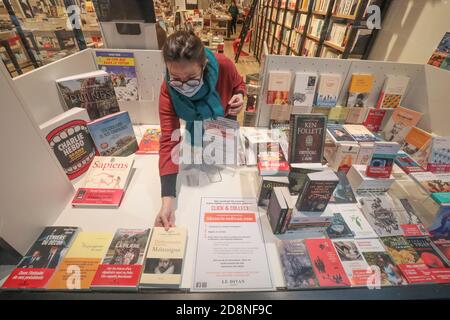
[47,232,112,290]
[91,228,151,290]
[71,156,135,208]
[2,227,79,289]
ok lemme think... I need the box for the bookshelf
[254,0,391,61]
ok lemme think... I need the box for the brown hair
[162,31,206,66]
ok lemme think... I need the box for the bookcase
[254,0,391,61]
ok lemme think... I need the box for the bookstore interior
[1,0,450,300]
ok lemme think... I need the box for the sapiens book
[382,106,422,144]
[91,228,151,290]
[266,71,291,105]
[257,142,290,176]
[326,213,354,239]
[140,227,187,289]
[381,236,434,284]
[87,111,138,157]
[96,51,139,101]
[56,70,120,121]
[363,108,387,133]
[71,156,135,208]
[289,114,327,163]
[2,227,79,289]
[39,107,97,181]
[277,239,319,289]
[315,74,342,108]
[46,232,112,290]
[326,124,356,144]
[136,127,161,155]
[257,176,289,208]
[292,72,318,113]
[376,75,410,109]
[329,171,357,204]
[365,142,401,178]
[338,204,378,239]
[394,151,426,174]
[427,136,450,173]
[343,124,377,142]
[346,74,374,108]
[305,238,351,287]
[295,170,339,213]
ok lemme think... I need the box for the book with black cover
[289,114,327,163]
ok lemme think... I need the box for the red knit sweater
[158,53,246,177]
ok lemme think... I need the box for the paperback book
[266,71,291,105]
[365,142,401,178]
[288,163,328,195]
[402,127,432,159]
[382,106,422,144]
[409,172,450,194]
[329,171,357,204]
[394,151,426,174]
[315,74,342,107]
[363,108,387,133]
[346,74,374,108]
[376,75,410,109]
[326,213,354,239]
[292,72,318,113]
[326,124,356,144]
[338,204,378,239]
[257,142,290,176]
[257,176,289,208]
[427,136,450,173]
[392,198,429,237]
[333,240,372,286]
[343,124,377,142]
[136,127,161,155]
[345,107,369,124]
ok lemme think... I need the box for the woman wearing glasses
[155,31,246,229]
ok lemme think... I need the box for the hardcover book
[140,227,187,288]
[47,232,112,290]
[305,238,351,287]
[267,187,288,234]
[56,70,120,120]
[346,74,374,108]
[267,71,291,105]
[363,108,387,133]
[91,228,151,290]
[289,114,327,163]
[87,111,138,157]
[382,106,422,143]
[136,127,161,155]
[292,72,318,112]
[39,107,97,180]
[72,156,135,208]
[376,75,410,109]
[288,163,327,195]
[2,227,79,289]
[365,142,401,178]
[315,74,342,107]
[427,136,450,173]
[96,51,139,101]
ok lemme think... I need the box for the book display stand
[1,48,450,299]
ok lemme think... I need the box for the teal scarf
[166,48,224,146]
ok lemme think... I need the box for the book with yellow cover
[47,232,112,290]
[140,227,188,288]
[347,74,374,108]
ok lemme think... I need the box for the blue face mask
[171,76,204,98]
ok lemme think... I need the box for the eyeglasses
[169,77,202,88]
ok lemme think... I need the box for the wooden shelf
[306,34,320,42]
[332,14,356,20]
[312,11,327,16]
[324,40,345,52]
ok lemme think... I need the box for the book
[136,127,161,155]
[429,206,450,240]
[326,124,356,144]
[402,127,432,161]
[71,156,135,208]
[267,187,288,234]
[87,111,138,157]
[39,107,97,181]
[355,142,375,165]
[305,238,351,287]
[427,136,450,173]
[346,107,369,124]
[288,163,328,195]
[257,142,290,176]
[329,171,357,204]
[376,75,410,109]
[140,227,187,288]
[279,188,296,234]
[327,107,350,124]
[427,32,450,70]
[394,151,426,174]
[315,74,342,108]
[289,114,327,163]
[46,232,112,290]
[409,172,450,194]
[242,128,273,165]
[277,239,319,289]
[347,164,395,193]
[363,108,387,133]
[295,170,339,213]
[359,194,403,237]
[381,236,434,284]
[343,124,377,142]
[382,106,422,144]
[96,51,139,101]
[91,228,151,290]
[266,71,291,105]
[338,204,378,239]
[56,70,120,121]
[292,72,318,113]
[2,227,79,289]
[431,193,450,206]
[257,176,289,208]
[365,142,401,178]
[392,198,430,237]
[430,233,450,266]
[326,213,354,239]
[346,74,374,108]
[332,143,360,174]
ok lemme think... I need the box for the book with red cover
[257,142,290,176]
[90,228,151,290]
[136,127,161,155]
[2,226,79,290]
[394,151,426,174]
[363,108,387,133]
[305,238,351,287]
[365,142,401,178]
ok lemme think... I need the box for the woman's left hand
[228,93,244,116]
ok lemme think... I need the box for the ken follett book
[289,114,327,163]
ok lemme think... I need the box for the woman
[155,31,246,230]
[228,0,239,36]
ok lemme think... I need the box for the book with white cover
[315,74,342,108]
[376,75,410,109]
[336,204,378,239]
[292,72,318,113]
[332,239,369,287]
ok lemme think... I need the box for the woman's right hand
[154,196,176,231]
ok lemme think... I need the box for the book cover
[257,176,289,208]
[329,171,357,204]
[392,198,429,237]
[409,172,450,194]
[326,124,356,143]
[305,238,351,287]
[430,233,450,266]
[432,192,450,206]
[287,164,327,195]
[338,204,378,239]
[315,74,342,107]
[277,239,319,289]
[365,142,401,178]
[289,114,327,163]
[363,108,387,133]
[402,127,432,158]
[136,127,161,155]
[72,156,134,208]
[427,32,450,69]
[429,206,450,239]
[87,111,138,157]
[267,187,288,234]
[257,142,290,176]
[91,228,151,290]
[47,232,112,290]
[394,151,426,174]
[267,71,291,105]
[279,188,296,234]
[2,227,79,289]
[96,51,139,101]
[295,171,339,213]
[327,107,350,124]
[56,70,120,121]
[377,75,410,109]
[333,240,372,286]
[346,74,374,108]
[382,106,422,143]
[343,124,377,142]
[381,236,434,284]
[345,107,369,124]
[292,72,318,109]
[326,213,354,239]
[333,143,360,174]
[39,107,97,180]
[427,136,450,173]
[140,227,187,288]
[355,142,375,165]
